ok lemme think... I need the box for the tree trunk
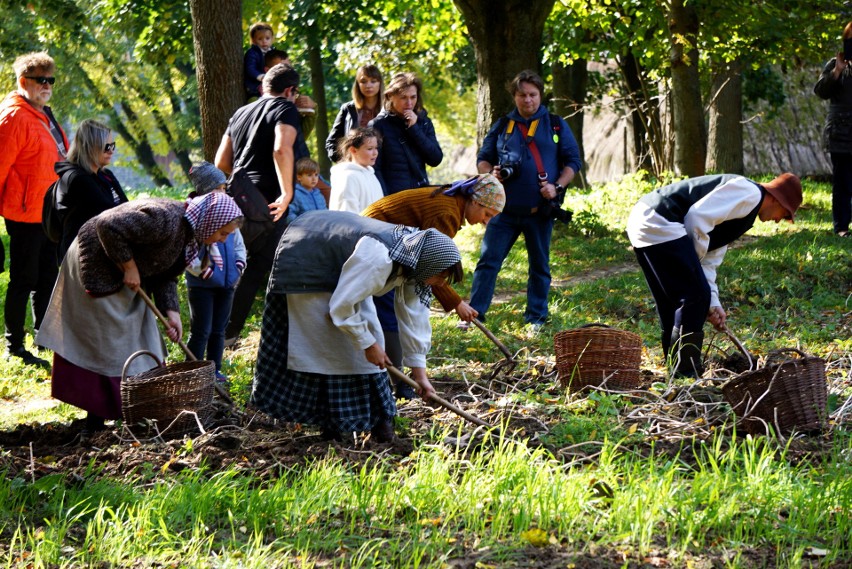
[189,0,244,162]
[551,58,587,185]
[618,51,662,174]
[453,0,556,145]
[706,59,744,174]
[669,0,706,177]
[307,33,330,177]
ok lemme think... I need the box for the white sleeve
[684,177,762,260]
[328,237,394,350]
[394,281,432,369]
[233,229,247,264]
[329,168,363,213]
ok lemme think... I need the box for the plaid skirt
[251,293,396,433]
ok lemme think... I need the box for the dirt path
[491,262,638,304]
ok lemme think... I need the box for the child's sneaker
[215,370,229,384]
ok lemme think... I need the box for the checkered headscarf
[183,192,243,267]
[387,226,461,305]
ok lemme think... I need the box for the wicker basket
[721,348,827,435]
[121,350,215,438]
[554,323,643,393]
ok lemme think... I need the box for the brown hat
[762,173,802,221]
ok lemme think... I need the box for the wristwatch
[554,183,565,193]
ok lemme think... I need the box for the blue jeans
[187,286,235,371]
[469,212,554,324]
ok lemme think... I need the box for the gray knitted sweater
[76,198,193,312]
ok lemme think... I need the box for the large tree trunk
[551,58,587,185]
[453,0,556,144]
[706,59,744,174]
[618,51,662,174]
[189,0,244,162]
[307,37,330,177]
[669,0,706,177]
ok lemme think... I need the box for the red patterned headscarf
[183,192,243,266]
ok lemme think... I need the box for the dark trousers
[634,236,710,355]
[225,219,286,339]
[4,220,59,350]
[187,286,235,371]
[830,152,852,234]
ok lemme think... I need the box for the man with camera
[467,70,582,332]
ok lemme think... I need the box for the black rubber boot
[82,413,106,438]
[670,329,704,378]
[319,426,344,442]
[370,418,396,443]
[395,381,417,400]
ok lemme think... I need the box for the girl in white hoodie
[329,127,384,213]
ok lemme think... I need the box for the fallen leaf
[520,527,550,547]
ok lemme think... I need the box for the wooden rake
[387,365,491,428]
[471,318,517,379]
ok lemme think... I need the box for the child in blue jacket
[185,162,247,382]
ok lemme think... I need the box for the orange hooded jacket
[0,92,68,223]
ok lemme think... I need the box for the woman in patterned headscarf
[252,210,462,443]
[361,173,504,398]
[37,193,243,435]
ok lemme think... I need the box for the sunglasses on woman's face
[104,142,117,152]
[25,76,56,85]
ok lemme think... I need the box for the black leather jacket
[325,101,359,162]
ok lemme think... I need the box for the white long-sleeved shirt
[626,176,762,308]
[286,236,431,374]
[329,161,384,213]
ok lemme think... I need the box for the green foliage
[742,66,787,116]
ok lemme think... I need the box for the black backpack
[42,179,63,243]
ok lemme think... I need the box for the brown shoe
[370,418,395,443]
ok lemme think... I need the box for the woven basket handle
[765,347,807,367]
[579,323,612,329]
[121,350,164,382]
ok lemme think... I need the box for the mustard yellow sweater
[362,188,466,311]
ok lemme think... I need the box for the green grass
[1,174,850,567]
[2,431,851,567]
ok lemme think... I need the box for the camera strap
[514,120,548,182]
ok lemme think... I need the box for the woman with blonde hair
[53,119,128,261]
[325,64,383,162]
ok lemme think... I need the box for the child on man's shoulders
[244,22,274,101]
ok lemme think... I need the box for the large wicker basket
[121,350,215,438]
[721,348,827,435]
[554,323,643,393]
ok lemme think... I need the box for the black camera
[497,148,522,181]
[539,200,573,223]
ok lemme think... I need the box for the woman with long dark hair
[325,64,384,163]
